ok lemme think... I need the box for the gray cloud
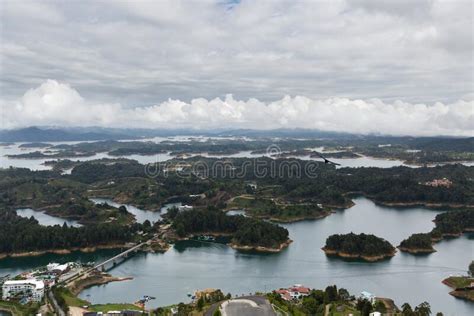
[0,0,473,131]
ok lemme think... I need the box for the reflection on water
[90,198,181,224]
[2,140,473,171]
[2,198,472,314]
[75,197,471,314]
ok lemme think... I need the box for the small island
[169,207,291,252]
[398,233,436,254]
[322,233,396,262]
[18,142,52,148]
[228,196,332,222]
[442,262,474,302]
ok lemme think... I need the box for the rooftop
[3,279,44,290]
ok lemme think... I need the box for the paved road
[205,296,276,316]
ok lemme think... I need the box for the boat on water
[196,235,216,242]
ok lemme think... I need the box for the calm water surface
[0,141,437,170]
[16,208,82,227]
[2,198,472,315]
[89,198,180,224]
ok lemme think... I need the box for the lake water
[2,198,472,315]
[89,198,181,224]
[16,208,82,227]
[0,140,451,171]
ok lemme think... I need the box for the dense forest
[170,207,289,248]
[229,197,329,221]
[0,210,147,253]
[323,233,395,258]
[398,233,435,252]
[430,209,474,237]
[5,134,473,165]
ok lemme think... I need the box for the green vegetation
[0,300,39,316]
[89,303,142,312]
[18,142,52,148]
[229,196,329,222]
[0,210,152,254]
[431,209,474,238]
[171,207,289,249]
[54,286,89,307]
[398,233,435,253]
[323,233,396,261]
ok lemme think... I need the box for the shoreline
[180,232,293,253]
[230,239,293,253]
[442,277,474,302]
[248,210,333,223]
[69,273,133,296]
[374,200,474,209]
[0,243,129,260]
[397,246,436,254]
[322,248,396,262]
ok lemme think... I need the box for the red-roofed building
[275,285,311,301]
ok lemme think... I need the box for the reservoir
[2,197,472,315]
[16,208,82,227]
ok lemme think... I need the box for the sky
[0,0,473,136]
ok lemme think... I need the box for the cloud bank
[2,80,473,137]
[1,0,473,104]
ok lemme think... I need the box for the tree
[338,288,350,301]
[302,297,319,314]
[374,300,387,313]
[414,302,431,316]
[197,296,204,311]
[324,285,338,303]
[469,261,474,277]
[401,303,414,316]
[118,205,128,214]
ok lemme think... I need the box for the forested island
[1,146,473,256]
[228,196,331,222]
[398,233,436,254]
[442,261,474,302]
[398,209,473,255]
[0,209,153,257]
[5,134,473,166]
[322,233,396,261]
[431,209,474,239]
[169,207,291,252]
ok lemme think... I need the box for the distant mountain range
[0,127,138,142]
[0,127,472,145]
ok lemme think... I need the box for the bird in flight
[314,152,341,166]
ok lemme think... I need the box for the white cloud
[2,80,473,137]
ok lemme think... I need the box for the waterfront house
[2,279,45,303]
[276,284,311,301]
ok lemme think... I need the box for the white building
[47,262,69,274]
[2,279,45,303]
[360,291,376,304]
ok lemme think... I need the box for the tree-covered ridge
[323,233,395,257]
[170,207,289,249]
[0,210,150,254]
[229,196,328,222]
[431,209,474,237]
[398,233,434,252]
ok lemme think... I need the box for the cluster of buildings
[423,178,453,188]
[275,284,311,301]
[2,279,45,303]
[1,262,77,304]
